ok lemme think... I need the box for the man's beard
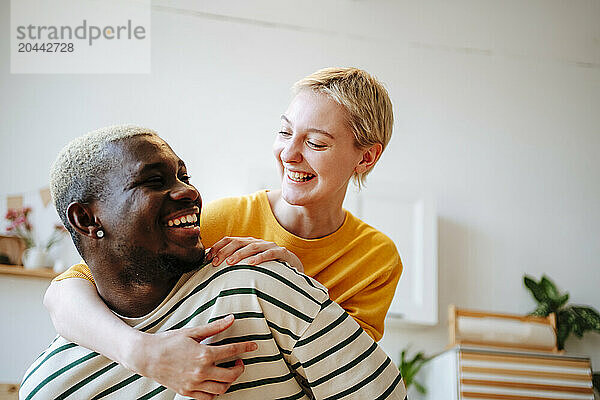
[115,244,205,286]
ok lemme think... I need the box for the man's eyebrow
[280,115,335,139]
[137,162,164,174]
[136,159,186,175]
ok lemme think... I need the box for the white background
[1,0,599,385]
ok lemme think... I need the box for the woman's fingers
[205,236,236,262]
[188,380,232,395]
[183,314,235,340]
[207,236,254,257]
[141,317,256,398]
[207,236,304,272]
[239,248,284,265]
[184,364,243,400]
[210,237,268,266]
[242,249,304,273]
[209,237,255,266]
[181,351,248,398]
[210,358,246,382]
[225,243,279,265]
[210,342,258,365]
[181,391,216,400]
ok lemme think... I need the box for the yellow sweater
[57,190,402,341]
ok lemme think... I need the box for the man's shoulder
[20,336,155,400]
[183,261,331,323]
[191,260,329,302]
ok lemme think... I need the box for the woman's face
[273,90,365,208]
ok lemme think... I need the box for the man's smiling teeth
[166,213,198,227]
[286,170,315,182]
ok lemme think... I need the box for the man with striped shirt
[20,126,407,399]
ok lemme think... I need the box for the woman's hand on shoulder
[206,236,304,273]
[131,315,257,400]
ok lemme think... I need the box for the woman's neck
[267,190,346,239]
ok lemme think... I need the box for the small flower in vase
[5,206,35,249]
[5,207,67,269]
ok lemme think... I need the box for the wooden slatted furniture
[448,305,559,353]
[417,346,594,400]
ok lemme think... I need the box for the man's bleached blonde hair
[50,124,158,251]
[293,67,394,188]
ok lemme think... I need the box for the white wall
[1,0,599,383]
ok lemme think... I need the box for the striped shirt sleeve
[290,298,407,399]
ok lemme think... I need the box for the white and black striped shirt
[20,261,407,399]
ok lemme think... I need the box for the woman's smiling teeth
[166,213,198,228]
[286,169,315,182]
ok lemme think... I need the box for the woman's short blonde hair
[292,67,394,187]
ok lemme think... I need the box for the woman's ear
[66,202,101,238]
[355,143,383,174]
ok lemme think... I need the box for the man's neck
[95,272,181,318]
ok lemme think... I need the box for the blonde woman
[44,67,402,399]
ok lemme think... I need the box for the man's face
[95,135,204,283]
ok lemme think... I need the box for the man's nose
[170,181,200,203]
[280,138,303,163]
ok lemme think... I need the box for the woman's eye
[307,141,327,149]
[278,131,292,138]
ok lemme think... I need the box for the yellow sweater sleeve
[54,262,95,284]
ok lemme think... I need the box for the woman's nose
[280,138,303,163]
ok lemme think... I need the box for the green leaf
[570,306,600,332]
[540,276,569,310]
[557,293,570,309]
[557,309,575,350]
[540,276,560,299]
[554,305,600,348]
[398,348,430,392]
[530,302,552,317]
[524,275,570,316]
[414,381,427,394]
[524,276,548,304]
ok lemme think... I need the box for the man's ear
[66,202,101,238]
[355,143,383,174]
